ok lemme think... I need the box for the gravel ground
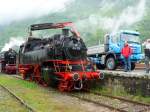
[48,89,115,112]
[0,86,28,112]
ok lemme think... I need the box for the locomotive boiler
[18,22,103,91]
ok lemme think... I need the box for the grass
[0,74,86,112]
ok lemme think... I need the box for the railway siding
[0,74,111,112]
[71,91,150,112]
[0,84,36,112]
[0,75,83,112]
[0,85,29,112]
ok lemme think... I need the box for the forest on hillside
[0,0,149,50]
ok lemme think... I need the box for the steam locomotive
[0,48,17,74]
[18,22,103,91]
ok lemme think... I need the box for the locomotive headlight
[73,73,79,81]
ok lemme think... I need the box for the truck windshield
[120,33,140,43]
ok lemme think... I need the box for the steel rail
[0,83,37,112]
[68,93,126,112]
[88,90,150,106]
[12,75,121,111]
[12,75,150,112]
[85,89,150,112]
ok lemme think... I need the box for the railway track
[12,75,150,112]
[89,90,150,112]
[0,83,36,112]
[69,90,150,112]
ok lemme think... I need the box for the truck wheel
[106,57,116,70]
[131,63,135,70]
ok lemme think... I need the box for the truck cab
[88,30,144,70]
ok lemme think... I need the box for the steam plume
[1,37,25,52]
[76,0,146,34]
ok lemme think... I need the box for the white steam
[76,0,146,34]
[111,0,146,33]
[0,0,74,25]
[1,37,25,52]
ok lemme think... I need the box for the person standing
[121,42,132,72]
[143,39,150,73]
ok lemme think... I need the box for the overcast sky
[0,0,73,25]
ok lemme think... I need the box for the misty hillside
[0,0,150,51]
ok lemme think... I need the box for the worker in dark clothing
[121,42,132,72]
[143,39,150,73]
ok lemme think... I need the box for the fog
[0,0,74,25]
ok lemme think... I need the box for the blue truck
[87,30,144,70]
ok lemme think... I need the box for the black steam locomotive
[18,22,101,91]
[0,48,17,73]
